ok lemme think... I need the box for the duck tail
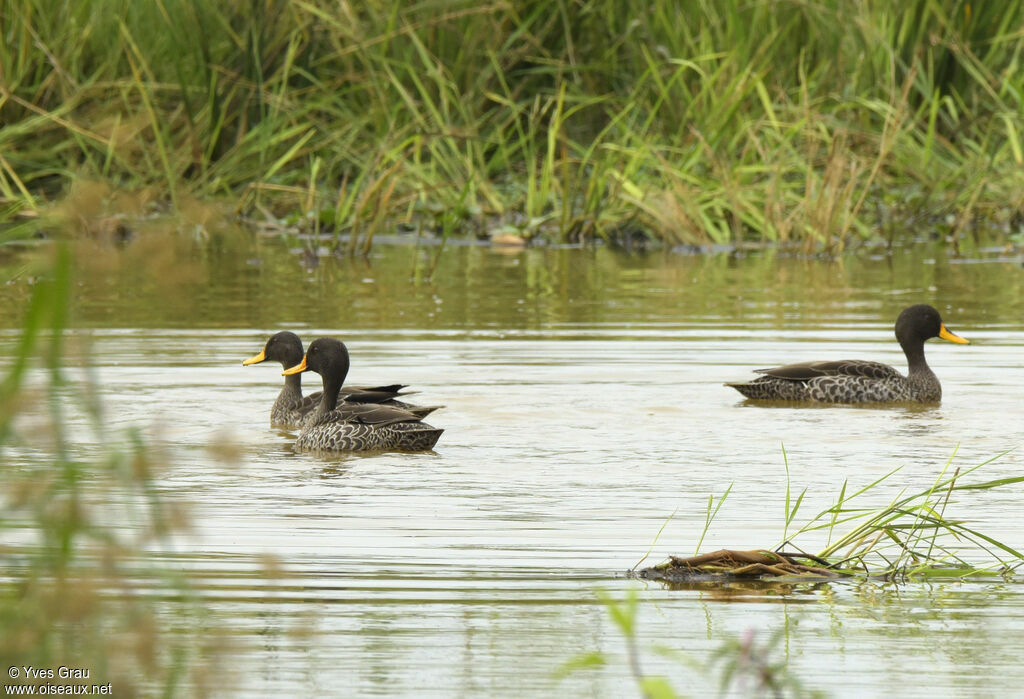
[724,382,756,399]
[407,405,444,418]
[393,423,443,451]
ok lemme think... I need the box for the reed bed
[2,0,1024,250]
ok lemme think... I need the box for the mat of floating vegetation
[635,549,848,583]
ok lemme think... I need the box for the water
[2,235,1023,696]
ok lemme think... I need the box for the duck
[726,304,969,403]
[282,337,443,452]
[242,331,423,428]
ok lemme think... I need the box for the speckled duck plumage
[283,337,443,452]
[242,331,425,428]
[726,305,969,403]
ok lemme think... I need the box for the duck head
[243,331,305,368]
[282,337,351,382]
[895,304,969,349]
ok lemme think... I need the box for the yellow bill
[242,349,267,366]
[938,324,969,345]
[282,356,308,375]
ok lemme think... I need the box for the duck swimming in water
[726,304,969,403]
[282,337,443,452]
[242,331,417,428]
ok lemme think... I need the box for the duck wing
[345,383,408,395]
[754,360,901,381]
[292,392,322,413]
[340,384,410,404]
[320,403,428,427]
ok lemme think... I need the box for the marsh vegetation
[3,1,1024,250]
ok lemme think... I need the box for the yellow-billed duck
[282,337,443,452]
[726,304,969,403]
[242,331,421,428]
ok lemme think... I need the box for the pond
[2,233,1023,696]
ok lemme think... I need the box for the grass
[638,446,1024,584]
[2,1,1024,251]
[793,449,1023,578]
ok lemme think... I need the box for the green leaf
[597,589,638,636]
[639,677,679,699]
[553,652,607,679]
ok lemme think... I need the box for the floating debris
[490,232,528,247]
[635,549,844,583]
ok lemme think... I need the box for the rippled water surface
[2,236,1023,696]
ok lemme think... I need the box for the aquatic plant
[2,1,1024,250]
[0,245,219,693]
[558,589,823,698]
[640,447,1024,583]
[790,449,1023,579]
[565,448,1021,697]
